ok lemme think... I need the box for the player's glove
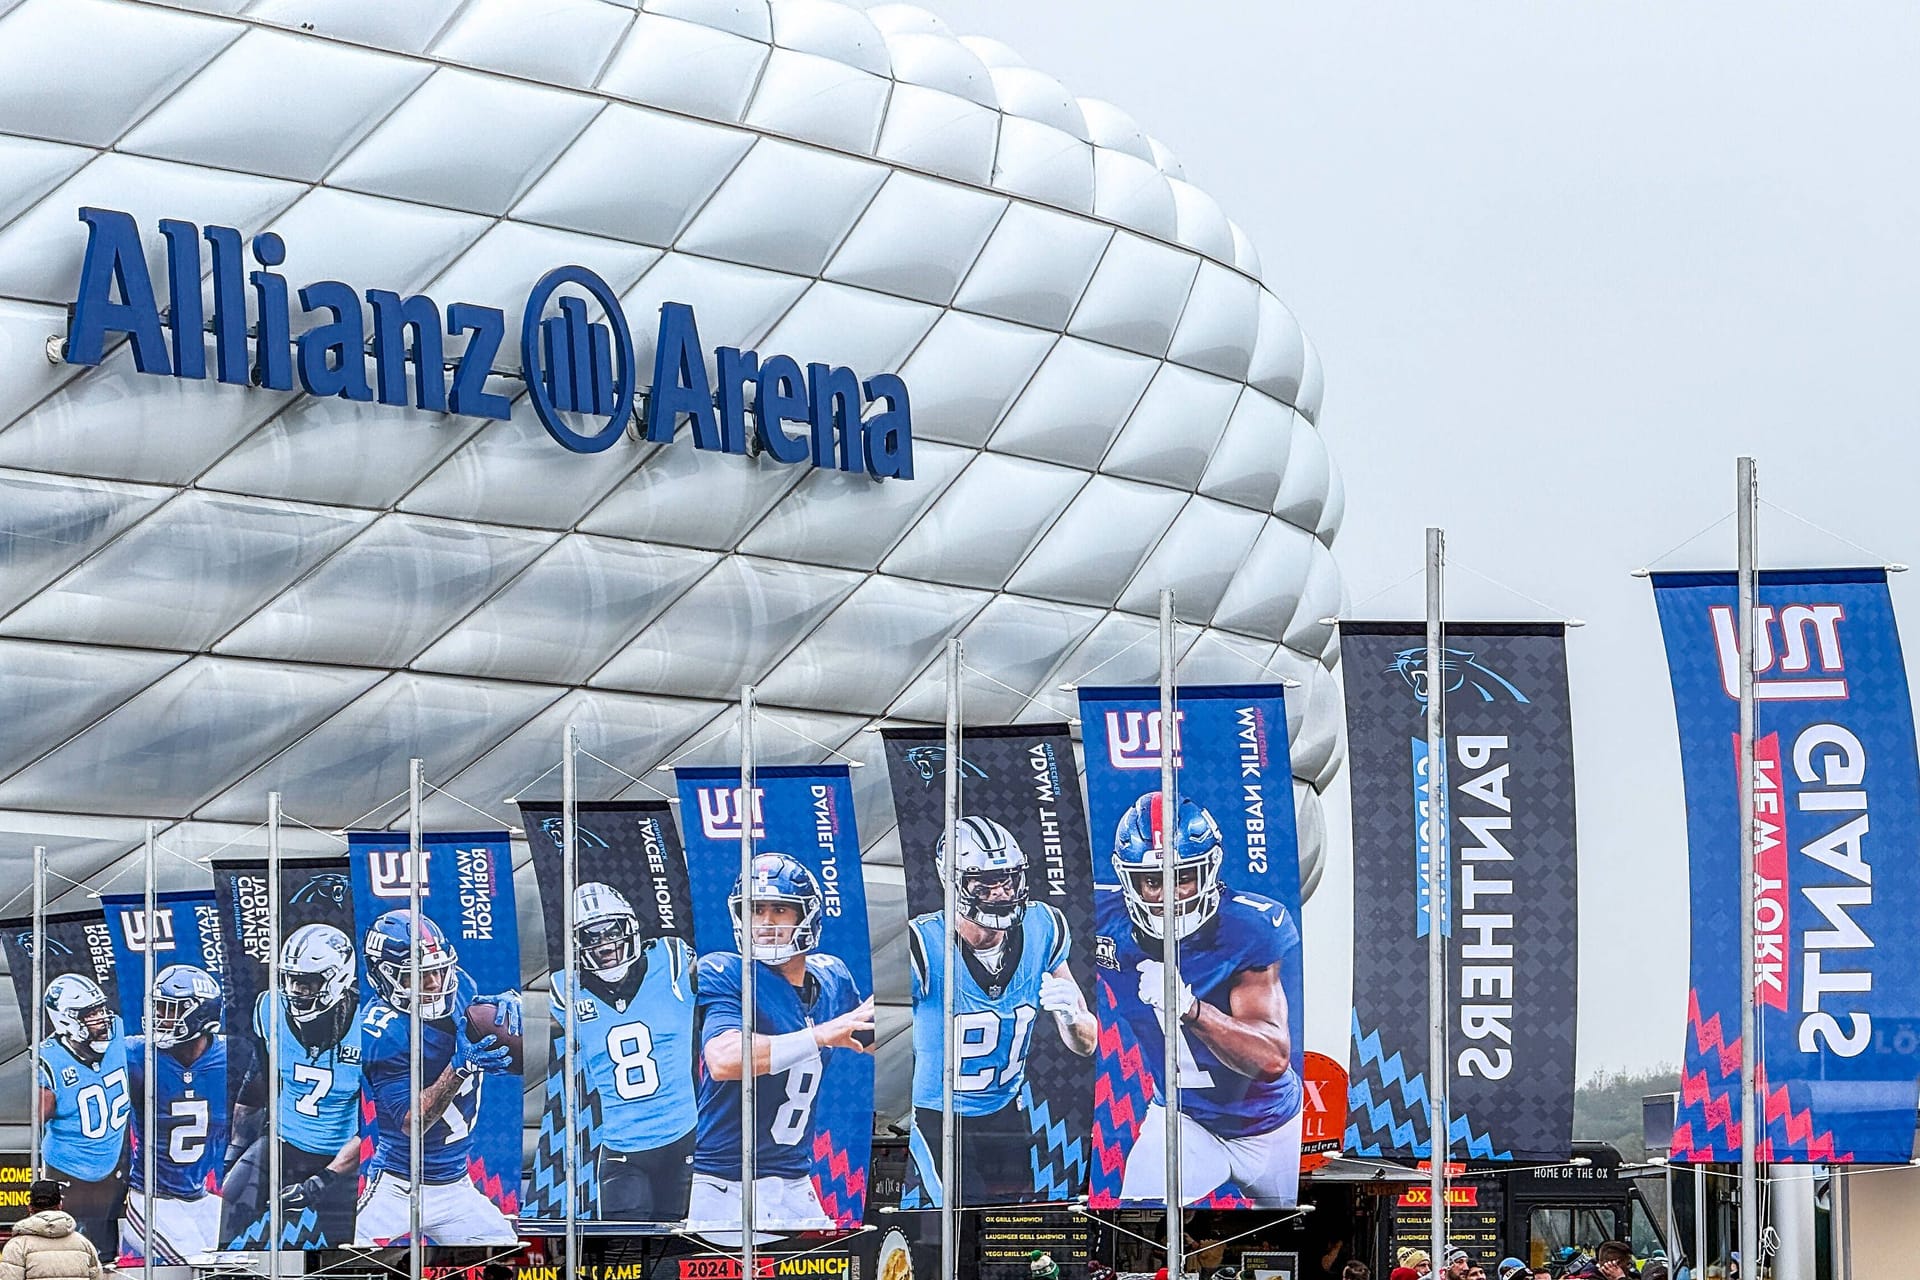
[1136,959,1196,1027]
[472,990,524,1039]
[1039,973,1088,1019]
[454,1032,514,1077]
[281,1168,337,1211]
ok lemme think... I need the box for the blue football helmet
[150,964,222,1049]
[1113,792,1224,940]
[364,909,460,1019]
[728,852,823,963]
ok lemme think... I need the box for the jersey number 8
[607,1023,661,1101]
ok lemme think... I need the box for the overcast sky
[907,1,1920,1076]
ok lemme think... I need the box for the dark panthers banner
[1339,622,1578,1164]
[673,765,874,1234]
[1653,570,1920,1163]
[347,831,523,1244]
[208,857,357,1248]
[1076,684,1305,1209]
[878,724,1097,1207]
[517,801,698,1230]
[1,905,125,1245]
[100,889,228,1264]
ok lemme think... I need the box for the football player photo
[123,964,229,1263]
[687,853,874,1236]
[353,909,522,1246]
[37,973,130,1247]
[906,816,1095,1205]
[1096,792,1304,1206]
[551,881,699,1224]
[220,923,363,1246]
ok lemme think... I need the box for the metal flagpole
[1735,458,1760,1278]
[1425,528,1449,1267]
[408,759,424,1280]
[29,844,45,1176]
[1157,589,1183,1280]
[267,793,284,1275]
[1693,1163,1707,1279]
[939,639,962,1280]
[738,686,759,1280]
[144,821,157,1277]
[562,725,580,1276]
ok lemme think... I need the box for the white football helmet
[281,923,354,1023]
[935,815,1029,930]
[45,973,116,1055]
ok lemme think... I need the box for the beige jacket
[0,1212,104,1280]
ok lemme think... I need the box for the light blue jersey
[551,936,698,1153]
[39,1033,130,1181]
[908,903,1070,1116]
[253,991,363,1157]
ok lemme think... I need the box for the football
[464,1000,524,1073]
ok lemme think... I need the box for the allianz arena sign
[64,205,915,477]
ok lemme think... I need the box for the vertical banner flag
[0,906,125,1246]
[517,800,699,1230]
[209,856,357,1248]
[673,765,875,1234]
[878,724,1098,1208]
[1076,685,1306,1209]
[348,830,523,1244]
[1339,622,1579,1163]
[100,890,229,1264]
[1653,570,1920,1163]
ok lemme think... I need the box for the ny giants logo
[121,908,176,953]
[1710,603,1849,700]
[368,847,433,899]
[1104,710,1184,770]
[697,787,766,840]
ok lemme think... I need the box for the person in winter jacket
[2,1180,106,1280]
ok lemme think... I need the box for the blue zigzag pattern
[1348,1015,1511,1160]
[1023,1081,1084,1202]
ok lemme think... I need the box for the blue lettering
[806,362,862,472]
[715,345,757,454]
[67,208,169,373]
[247,232,292,391]
[368,290,445,411]
[754,354,809,464]
[295,280,371,401]
[447,302,510,420]
[156,219,204,379]
[863,373,913,480]
[645,302,720,449]
[203,223,249,386]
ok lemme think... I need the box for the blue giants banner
[101,890,228,1265]
[1654,569,1920,1163]
[1076,685,1306,1210]
[673,765,875,1234]
[347,831,523,1244]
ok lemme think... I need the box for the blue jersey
[1095,886,1303,1139]
[693,952,862,1181]
[361,971,484,1184]
[39,1033,130,1182]
[552,936,698,1152]
[253,992,364,1157]
[908,903,1070,1115]
[127,1035,228,1197]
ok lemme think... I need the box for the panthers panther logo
[1390,646,1528,707]
[903,744,987,787]
[289,872,350,908]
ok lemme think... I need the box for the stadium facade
[0,0,1344,1135]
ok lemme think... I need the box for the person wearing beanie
[1497,1259,1528,1280]
[1390,1270,1419,1280]
[1399,1249,1431,1276]
[1443,1248,1471,1279]
[0,1180,105,1280]
[1030,1252,1060,1280]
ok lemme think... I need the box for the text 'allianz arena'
[0,0,1344,1132]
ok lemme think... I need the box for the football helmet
[281,923,354,1023]
[363,909,460,1019]
[935,815,1029,930]
[574,881,641,983]
[44,973,116,1055]
[728,852,823,963]
[1112,792,1224,940]
[150,964,222,1049]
